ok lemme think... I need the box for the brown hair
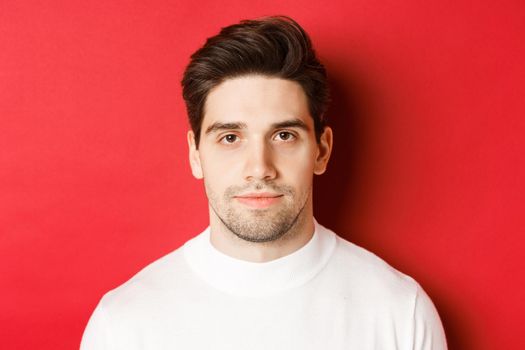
[181,15,329,147]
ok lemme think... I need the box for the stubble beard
[206,181,311,243]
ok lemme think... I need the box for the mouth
[233,193,284,209]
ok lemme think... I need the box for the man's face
[188,75,332,243]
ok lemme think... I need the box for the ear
[314,126,333,175]
[187,130,203,179]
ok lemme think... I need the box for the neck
[209,203,315,263]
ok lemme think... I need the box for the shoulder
[318,225,447,349]
[81,242,198,348]
[320,224,420,303]
[319,224,447,333]
[97,241,195,314]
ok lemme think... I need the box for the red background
[1,1,523,349]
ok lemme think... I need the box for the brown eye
[221,134,238,144]
[275,131,295,141]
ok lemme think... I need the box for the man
[81,15,447,349]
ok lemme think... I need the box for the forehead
[202,75,312,128]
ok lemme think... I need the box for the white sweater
[80,220,447,349]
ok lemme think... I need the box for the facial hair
[206,180,310,243]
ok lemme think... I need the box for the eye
[219,134,239,144]
[274,131,296,142]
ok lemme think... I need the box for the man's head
[181,15,330,148]
[181,16,332,244]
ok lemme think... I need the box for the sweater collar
[183,218,336,297]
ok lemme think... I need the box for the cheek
[276,145,316,173]
[274,145,315,167]
[200,154,240,191]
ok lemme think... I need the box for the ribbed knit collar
[183,218,337,297]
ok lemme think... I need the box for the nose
[242,138,277,182]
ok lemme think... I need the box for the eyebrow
[271,118,310,131]
[204,122,248,135]
[204,118,310,135]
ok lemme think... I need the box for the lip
[235,192,282,198]
[234,193,283,209]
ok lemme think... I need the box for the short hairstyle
[181,15,330,148]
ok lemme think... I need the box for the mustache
[224,182,295,197]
